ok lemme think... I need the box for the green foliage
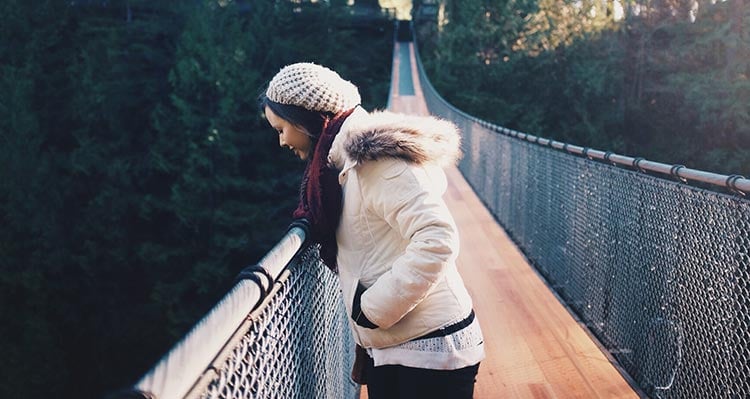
[1,2,75,397]
[660,1,750,171]
[0,1,391,398]
[420,0,749,175]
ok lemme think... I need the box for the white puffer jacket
[327,107,474,349]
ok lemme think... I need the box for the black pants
[366,363,480,399]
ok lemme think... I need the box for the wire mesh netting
[418,54,750,398]
[198,246,358,399]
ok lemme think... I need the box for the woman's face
[264,106,313,161]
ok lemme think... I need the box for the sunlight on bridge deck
[361,39,643,399]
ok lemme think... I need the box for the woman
[260,63,484,399]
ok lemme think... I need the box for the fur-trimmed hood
[329,108,462,170]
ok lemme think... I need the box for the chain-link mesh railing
[198,246,357,399]
[416,40,750,398]
[123,225,358,399]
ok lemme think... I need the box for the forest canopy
[417,0,749,175]
[0,1,391,398]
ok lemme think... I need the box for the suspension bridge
[117,21,750,399]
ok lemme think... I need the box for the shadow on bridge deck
[364,39,644,399]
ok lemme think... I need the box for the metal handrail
[128,222,309,399]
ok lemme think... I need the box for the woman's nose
[278,134,285,147]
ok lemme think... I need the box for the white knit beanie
[265,63,361,114]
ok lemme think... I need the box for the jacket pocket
[352,281,378,329]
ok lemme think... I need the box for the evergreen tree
[1,2,392,398]
[1,1,77,397]
[418,0,749,174]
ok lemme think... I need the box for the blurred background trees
[416,0,749,174]
[0,1,391,398]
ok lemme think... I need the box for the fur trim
[343,111,462,167]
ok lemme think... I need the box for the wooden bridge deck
[360,41,643,398]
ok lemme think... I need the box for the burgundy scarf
[293,108,356,272]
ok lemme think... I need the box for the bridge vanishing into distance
[116,21,750,399]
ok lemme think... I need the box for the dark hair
[258,93,334,139]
